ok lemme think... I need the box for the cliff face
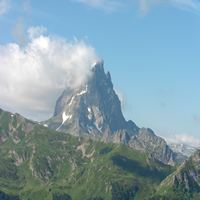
[129,128,175,165]
[173,150,200,192]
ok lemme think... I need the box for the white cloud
[166,134,200,147]
[12,17,26,47]
[73,0,200,14]
[22,0,31,14]
[169,0,200,13]
[0,0,10,16]
[74,0,123,12]
[138,0,200,15]
[28,26,47,39]
[138,0,157,15]
[0,26,99,121]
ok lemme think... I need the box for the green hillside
[0,109,173,200]
[151,150,200,200]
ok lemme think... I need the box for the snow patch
[77,85,88,96]
[67,85,88,108]
[88,107,92,113]
[88,114,92,120]
[56,112,72,131]
[68,85,88,106]
[43,124,48,127]
[91,62,97,68]
[62,112,72,125]
[87,107,92,120]
[68,95,75,106]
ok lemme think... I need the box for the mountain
[0,108,35,144]
[152,149,200,200]
[129,128,175,166]
[45,61,139,143]
[0,108,173,200]
[0,62,196,199]
[45,61,177,165]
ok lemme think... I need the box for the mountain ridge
[152,149,200,200]
[45,61,178,166]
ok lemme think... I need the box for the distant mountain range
[169,143,198,157]
[0,61,199,200]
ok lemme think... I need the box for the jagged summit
[91,59,104,69]
[45,61,138,142]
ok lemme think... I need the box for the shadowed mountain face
[45,62,178,166]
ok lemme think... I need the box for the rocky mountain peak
[91,60,104,72]
[90,61,113,88]
[45,61,138,141]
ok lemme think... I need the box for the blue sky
[0,0,200,146]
